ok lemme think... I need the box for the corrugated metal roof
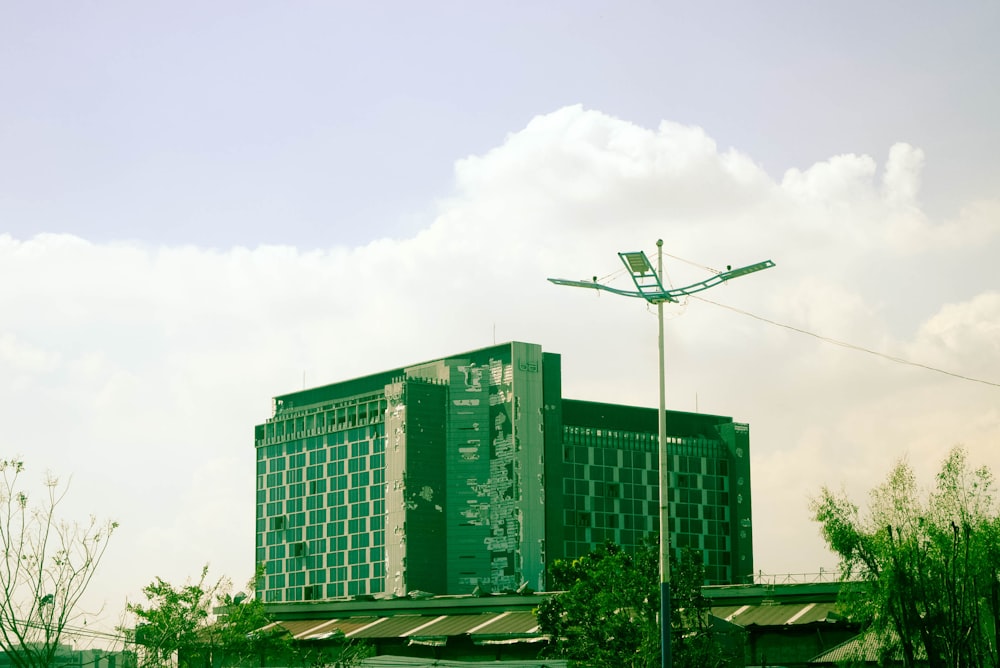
[713,604,749,621]
[410,612,496,637]
[291,619,342,639]
[470,611,539,636]
[810,634,872,664]
[273,611,543,643]
[281,619,332,638]
[715,601,841,627]
[358,657,566,667]
[810,629,926,664]
[346,617,391,637]
[298,616,380,638]
[353,615,431,638]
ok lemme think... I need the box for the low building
[263,592,558,665]
[0,646,134,667]
[251,580,869,666]
[705,580,859,668]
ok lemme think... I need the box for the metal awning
[272,610,544,644]
[712,601,841,627]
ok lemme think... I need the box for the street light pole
[548,242,774,668]
[655,239,671,668]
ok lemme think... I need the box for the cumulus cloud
[1,105,998,621]
[911,292,1000,372]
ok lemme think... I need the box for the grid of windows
[256,394,387,602]
[560,428,738,584]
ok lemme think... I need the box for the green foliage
[812,446,1000,668]
[537,540,659,666]
[536,537,738,668]
[670,546,734,668]
[126,566,212,666]
[126,566,369,667]
[126,566,291,667]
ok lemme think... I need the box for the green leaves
[126,567,336,667]
[126,566,220,666]
[538,541,658,667]
[537,538,737,668]
[812,446,1000,668]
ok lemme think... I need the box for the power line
[7,616,128,644]
[694,295,1000,388]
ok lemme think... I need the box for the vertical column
[383,382,407,596]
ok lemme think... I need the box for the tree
[125,567,368,667]
[670,545,735,668]
[813,446,1000,668]
[126,566,217,667]
[536,536,737,668]
[0,458,118,668]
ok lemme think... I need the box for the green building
[254,341,752,603]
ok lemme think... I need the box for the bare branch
[0,459,116,667]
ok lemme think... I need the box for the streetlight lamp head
[620,251,653,275]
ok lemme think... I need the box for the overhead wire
[11,616,128,643]
[631,248,1000,388]
[661,249,722,275]
[573,248,997,387]
[693,294,1000,389]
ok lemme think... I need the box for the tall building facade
[254,342,752,603]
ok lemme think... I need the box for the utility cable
[8,616,128,643]
[694,295,1000,388]
[662,250,722,275]
[574,247,996,387]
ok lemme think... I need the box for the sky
[2,0,999,643]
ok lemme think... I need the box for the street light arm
[662,260,776,300]
[546,277,657,301]
[547,259,775,304]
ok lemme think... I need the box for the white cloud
[888,197,1000,253]
[911,292,1000,372]
[0,332,60,374]
[883,142,925,208]
[1,105,998,627]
